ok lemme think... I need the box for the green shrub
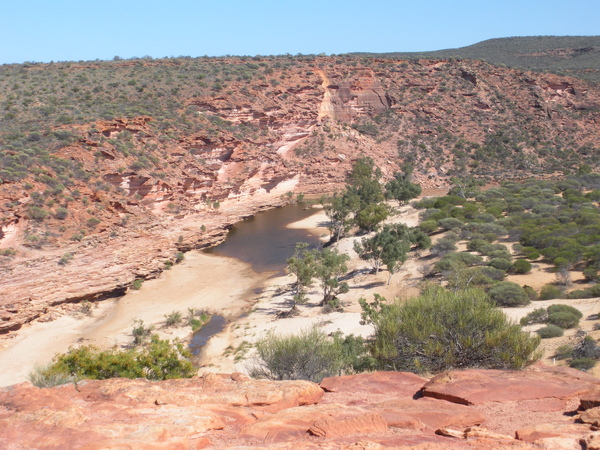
[435,252,483,271]
[569,357,597,371]
[539,284,563,300]
[249,327,364,383]
[512,259,532,274]
[131,279,143,290]
[555,345,573,360]
[438,217,464,231]
[29,336,194,385]
[55,207,69,220]
[87,217,101,228]
[489,258,513,271]
[547,304,583,319]
[567,284,600,299]
[419,220,438,234]
[479,266,507,281]
[522,247,540,260]
[360,286,540,373]
[536,325,564,339]
[28,363,76,388]
[467,239,488,253]
[583,268,598,282]
[523,285,538,301]
[430,237,457,255]
[131,319,153,345]
[520,308,548,326]
[58,252,74,266]
[164,311,182,327]
[547,312,580,329]
[488,282,531,307]
[28,206,48,222]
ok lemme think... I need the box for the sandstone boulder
[320,371,426,396]
[421,363,600,406]
[369,397,484,430]
[580,386,600,411]
[238,403,387,443]
[515,422,595,447]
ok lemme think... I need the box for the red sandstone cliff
[1,57,599,335]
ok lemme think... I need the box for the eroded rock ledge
[2,364,600,448]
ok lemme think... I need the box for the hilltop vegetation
[352,35,600,83]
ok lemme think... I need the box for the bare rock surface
[421,363,600,406]
[2,366,600,448]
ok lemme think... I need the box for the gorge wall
[0,56,600,335]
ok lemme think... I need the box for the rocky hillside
[1,56,600,335]
[354,35,600,83]
[3,365,600,448]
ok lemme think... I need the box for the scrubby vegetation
[414,175,600,301]
[354,35,600,83]
[360,285,540,373]
[249,327,372,383]
[29,335,195,387]
[555,332,600,371]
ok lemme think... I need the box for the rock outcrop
[1,57,600,338]
[2,365,600,448]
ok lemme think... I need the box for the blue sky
[1,0,598,64]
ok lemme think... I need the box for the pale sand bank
[0,252,266,386]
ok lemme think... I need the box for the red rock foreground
[3,364,600,448]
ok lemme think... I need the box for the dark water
[189,315,226,355]
[204,203,324,273]
[190,204,325,354]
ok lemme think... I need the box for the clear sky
[1,0,598,64]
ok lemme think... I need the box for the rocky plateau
[3,364,600,448]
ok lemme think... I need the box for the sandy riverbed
[2,202,600,386]
[0,251,266,386]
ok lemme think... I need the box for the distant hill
[350,36,600,83]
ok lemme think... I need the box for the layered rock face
[2,364,600,448]
[1,57,600,336]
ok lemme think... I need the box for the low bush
[29,336,194,386]
[547,312,580,329]
[567,284,600,299]
[489,258,513,271]
[164,311,182,327]
[520,308,548,326]
[29,364,76,388]
[438,217,464,231]
[419,220,438,234]
[572,335,600,359]
[536,325,564,339]
[555,344,574,360]
[512,259,532,274]
[523,285,538,301]
[249,327,371,383]
[488,282,530,307]
[435,252,483,271]
[522,247,540,260]
[569,357,597,371]
[360,286,540,373]
[430,237,458,256]
[547,304,583,319]
[539,284,563,300]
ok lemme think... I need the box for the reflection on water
[190,204,325,354]
[205,203,323,273]
[189,315,226,355]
